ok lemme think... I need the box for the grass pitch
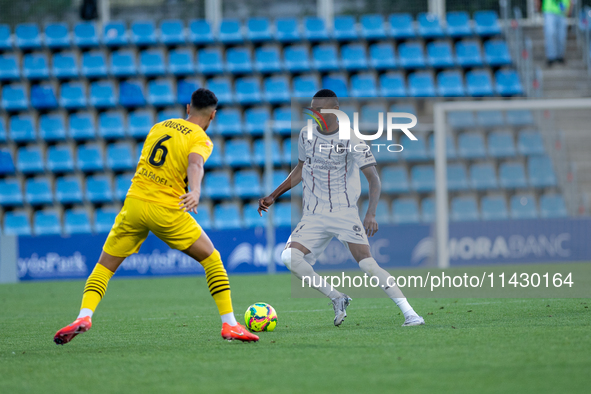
[0,272,590,394]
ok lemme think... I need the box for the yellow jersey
[126,118,213,208]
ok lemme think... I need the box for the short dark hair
[190,88,218,110]
[313,89,337,99]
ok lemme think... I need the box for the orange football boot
[221,323,259,342]
[53,316,92,345]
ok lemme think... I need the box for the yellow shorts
[103,197,202,258]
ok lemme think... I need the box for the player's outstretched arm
[361,166,381,237]
[258,160,304,216]
[180,152,205,213]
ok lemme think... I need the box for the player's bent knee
[281,248,293,270]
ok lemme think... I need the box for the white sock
[358,257,417,318]
[77,308,93,319]
[282,248,341,299]
[221,312,237,326]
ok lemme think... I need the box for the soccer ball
[244,303,277,332]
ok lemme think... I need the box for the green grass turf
[0,272,590,394]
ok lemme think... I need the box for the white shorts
[287,211,369,259]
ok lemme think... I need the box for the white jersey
[298,125,377,216]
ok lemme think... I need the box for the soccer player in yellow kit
[54,88,259,344]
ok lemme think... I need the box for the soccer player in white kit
[258,89,424,327]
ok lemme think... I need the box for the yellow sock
[80,263,114,314]
[200,250,233,315]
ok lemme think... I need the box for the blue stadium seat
[506,110,534,126]
[168,48,194,76]
[236,77,261,105]
[253,139,281,166]
[47,145,74,173]
[447,111,475,129]
[139,49,166,77]
[451,196,480,221]
[262,75,289,104]
[400,135,428,161]
[3,212,31,235]
[275,18,300,43]
[474,10,501,36]
[204,172,233,200]
[64,209,92,234]
[160,19,185,45]
[219,19,243,44]
[73,22,99,48]
[95,208,118,233]
[177,78,200,105]
[119,80,146,108]
[341,44,368,71]
[408,72,436,97]
[90,80,116,109]
[190,207,212,230]
[392,198,420,224]
[17,146,44,174]
[0,120,6,144]
[380,73,406,97]
[245,107,270,136]
[0,150,14,174]
[398,42,426,69]
[427,133,457,159]
[510,194,538,219]
[157,108,182,122]
[495,69,523,96]
[86,175,114,203]
[69,112,95,141]
[466,69,494,96]
[360,14,387,40]
[540,194,567,218]
[437,70,465,96]
[518,129,545,155]
[447,163,469,191]
[9,115,36,143]
[254,46,282,73]
[303,17,329,41]
[115,173,132,201]
[322,74,349,97]
[15,23,42,49]
[31,84,58,110]
[128,110,153,138]
[0,24,13,50]
[214,204,242,229]
[481,195,509,220]
[484,40,512,66]
[224,139,252,167]
[499,162,528,188]
[360,199,390,224]
[247,18,272,42]
[52,52,79,79]
[45,23,70,48]
[528,156,557,187]
[476,110,504,127]
[470,163,498,190]
[427,41,455,68]
[103,21,128,47]
[131,20,157,46]
[0,54,20,81]
[273,202,292,227]
[25,177,53,206]
[243,202,265,228]
[456,41,484,67]
[351,73,378,98]
[226,47,253,74]
[197,47,224,75]
[273,107,292,136]
[215,108,243,137]
[273,169,291,195]
[189,20,215,44]
[82,51,108,78]
[107,143,134,171]
[147,79,175,107]
[98,112,125,140]
[293,74,319,98]
[77,144,104,172]
[284,45,311,72]
[488,131,516,157]
[59,82,87,110]
[417,13,444,38]
[207,77,233,105]
[34,210,62,235]
[389,13,416,39]
[381,166,409,193]
[234,170,262,198]
[56,176,83,203]
[334,16,358,41]
[110,50,137,77]
[458,132,486,159]
[446,11,472,37]
[0,178,23,206]
[23,53,49,79]
[369,42,396,70]
[411,165,435,192]
[204,142,222,169]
